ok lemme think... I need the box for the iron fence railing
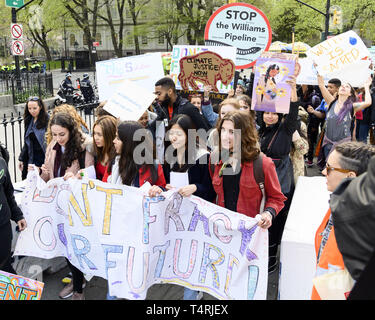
[0,102,99,183]
[0,72,54,105]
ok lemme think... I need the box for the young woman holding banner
[28,112,94,300]
[163,114,216,300]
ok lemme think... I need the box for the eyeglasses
[325,163,353,175]
[28,96,40,101]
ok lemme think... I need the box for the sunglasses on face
[28,96,40,101]
[325,163,353,175]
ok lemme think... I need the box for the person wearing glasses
[311,141,375,300]
[18,97,49,180]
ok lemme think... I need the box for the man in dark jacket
[330,153,375,286]
[80,73,95,104]
[151,77,210,132]
[0,155,27,274]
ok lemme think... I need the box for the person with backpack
[209,110,285,227]
[28,112,94,300]
[0,144,27,275]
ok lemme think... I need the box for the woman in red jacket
[209,110,286,229]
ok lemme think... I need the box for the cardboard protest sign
[178,51,235,93]
[204,3,272,69]
[297,57,372,87]
[96,52,164,101]
[103,79,156,121]
[251,52,297,114]
[0,270,44,300]
[14,171,269,300]
[306,30,370,76]
[170,45,236,94]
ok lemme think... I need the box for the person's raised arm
[353,77,373,113]
[317,73,335,106]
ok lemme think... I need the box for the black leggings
[0,222,17,274]
[65,258,84,293]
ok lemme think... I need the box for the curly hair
[46,104,89,144]
[49,112,84,170]
[216,110,260,163]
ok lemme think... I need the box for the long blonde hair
[46,104,89,144]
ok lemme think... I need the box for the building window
[96,33,102,45]
[69,34,76,46]
[83,33,88,46]
[142,36,148,45]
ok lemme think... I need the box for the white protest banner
[306,30,370,76]
[297,57,371,87]
[14,172,268,300]
[204,3,272,69]
[297,57,330,85]
[170,45,237,94]
[103,79,156,121]
[96,52,164,101]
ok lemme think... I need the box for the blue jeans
[356,123,370,143]
[183,288,199,300]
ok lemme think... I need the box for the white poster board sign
[306,30,370,76]
[14,172,269,300]
[96,53,164,101]
[279,177,330,300]
[103,79,156,121]
[170,45,237,93]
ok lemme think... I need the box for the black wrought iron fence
[0,102,99,183]
[0,72,54,105]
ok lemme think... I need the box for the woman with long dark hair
[317,74,372,162]
[104,120,166,191]
[92,115,117,181]
[28,112,94,300]
[163,114,216,300]
[18,97,49,179]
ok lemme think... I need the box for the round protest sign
[204,2,272,69]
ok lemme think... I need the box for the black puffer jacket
[0,157,24,227]
[330,155,375,281]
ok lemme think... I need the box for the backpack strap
[253,152,265,213]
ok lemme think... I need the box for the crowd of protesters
[1,63,375,300]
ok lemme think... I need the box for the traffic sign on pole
[5,0,24,9]
[11,23,23,39]
[11,39,24,56]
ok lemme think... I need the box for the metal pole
[11,8,22,92]
[324,0,331,40]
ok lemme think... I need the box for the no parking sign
[204,2,272,69]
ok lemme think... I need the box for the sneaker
[59,280,86,299]
[61,272,72,284]
[59,282,74,299]
[71,292,85,300]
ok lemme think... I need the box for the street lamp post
[295,0,331,40]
